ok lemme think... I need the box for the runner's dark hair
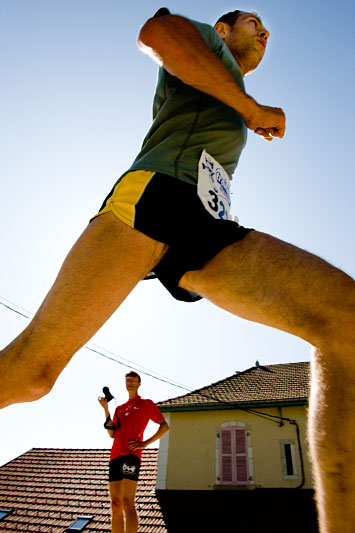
[126,370,141,383]
[215,10,243,26]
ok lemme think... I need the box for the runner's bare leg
[0,212,168,407]
[121,479,139,533]
[110,481,124,533]
[110,479,138,533]
[179,230,355,533]
[1,214,354,531]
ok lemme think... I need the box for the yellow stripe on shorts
[92,170,156,228]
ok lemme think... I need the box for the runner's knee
[111,493,123,511]
[122,496,135,510]
[23,366,56,401]
[25,361,62,401]
[315,272,355,351]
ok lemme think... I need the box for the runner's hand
[98,396,108,408]
[128,439,147,451]
[244,103,285,141]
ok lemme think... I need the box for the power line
[0,300,31,320]
[85,346,191,392]
[0,297,191,391]
[0,296,302,417]
[0,294,305,487]
[89,342,189,389]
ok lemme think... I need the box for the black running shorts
[91,170,253,302]
[109,454,141,482]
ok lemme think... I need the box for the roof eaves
[159,397,308,412]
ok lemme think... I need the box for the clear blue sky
[0,0,354,466]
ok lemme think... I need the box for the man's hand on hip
[128,439,147,451]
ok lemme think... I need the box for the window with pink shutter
[221,429,233,484]
[235,428,249,484]
[220,426,249,485]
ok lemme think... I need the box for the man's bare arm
[98,396,116,438]
[138,14,285,140]
[128,420,169,451]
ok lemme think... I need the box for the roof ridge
[157,366,258,405]
[158,361,310,408]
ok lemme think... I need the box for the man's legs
[179,230,355,533]
[109,479,138,533]
[109,481,124,533]
[0,212,168,408]
[121,479,139,533]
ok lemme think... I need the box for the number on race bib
[207,190,219,213]
[197,150,233,221]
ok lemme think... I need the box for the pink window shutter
[220,428,233,484]
[235,427,249,485]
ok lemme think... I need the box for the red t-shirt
[110,395,164,460]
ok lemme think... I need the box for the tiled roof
[0,448,167,532]
[158,362,310,410]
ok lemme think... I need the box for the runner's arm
[98,396,117,438]
[128,419,169,451]
[138,14,285,139]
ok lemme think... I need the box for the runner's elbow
[139,17,164,49]
[162,421,169,432]
[138,14,184,50]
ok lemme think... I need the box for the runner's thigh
[179,230,354,345]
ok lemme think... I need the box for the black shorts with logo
[109,454,141,482]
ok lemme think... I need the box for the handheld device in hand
[102,386,114,402]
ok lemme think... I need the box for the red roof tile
[158,362,310,410]
[0,448,167,532]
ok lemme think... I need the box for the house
[0,448,167,532]
[154,361,318,532]
[0,362,318,532]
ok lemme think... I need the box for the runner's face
[126,376,140,393]
[216,12,270,75]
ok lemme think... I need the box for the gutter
[159,398,308,413]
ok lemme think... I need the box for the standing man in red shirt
[99,371,169,533]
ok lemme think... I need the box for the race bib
[197,150,232,221]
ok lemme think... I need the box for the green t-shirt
[128,19,247,186]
